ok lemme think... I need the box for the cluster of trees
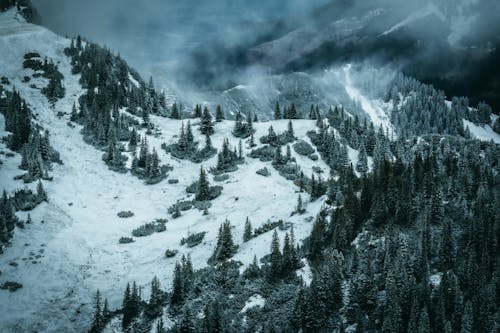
[86,74,498,333]
[208,220,238,264]
[20,127,60,182]
[0,88,31,151]
[130,137,169,184]
[0,0,39,22]
[274,102,302,120]
[211,138,244,174]
[64,36,165,148]
[23,52,65,105]
[387,73,496,136]
[163,121,216,163]
[64,39,176,181]
[232,111,255,139]
[0,181,46,249]
[260,121,296,147]
[302,134,499,332]
[170,103,224,123]
[0,87,60,181]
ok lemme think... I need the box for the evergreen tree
[212,220,237,263]
[193,104,201,118]
[171,102,180,119]
[186,121,194,145]
[196,166,210,201]
[36,180,47,201]
[89,289,102,333]
[200,106,214,135]
[170,262,184,306]
[215,105,224,122]
[296,194,305,214]
[268,230,282,280]
[243,217,252,242]
[274,101,281,120]
[356,143,368,175]
[286,119,295,139]
[156,317,166,333]
[177,307,195,333]
[146,276,163,318]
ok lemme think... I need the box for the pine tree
[215,105,224,122]
[274,101,281,120]
[37,180,47,201]
[156,317,166,333]
[146,276,163,318]
[243,217,252,242]
[178,123,188,151]
[196,166,210,201]
[100,299,110,324]
[170,262,184,306]
[286,119,295,139]
[356,143,368,175]
[203,133,212,151]
[186,121,194,145]
[268,230,282,280]
[147,149,161,180]
[129,127,138,149]
[200,106,214,135]
[296,194,305,214]
[212,220,236,262]
[171,102,180,119]
[249,132,256,147]
[177,307,195,333]
[89,289,102,333]
[122,283,133,329]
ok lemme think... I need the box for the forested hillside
[0,3,498,333]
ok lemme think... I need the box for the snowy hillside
[0,9,330,332]
[1,5,499,333]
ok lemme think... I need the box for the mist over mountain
[33,0,500,110]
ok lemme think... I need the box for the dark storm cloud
[32,0,500,109]
[32,0,329,88]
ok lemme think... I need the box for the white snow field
[0,9,328,332]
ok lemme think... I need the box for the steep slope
[0,9,328,332]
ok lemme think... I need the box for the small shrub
[131,220,167,237]
[213,174,229,182]
[293,140,315,156]
[256,167,270,177]
[180,231,206,248]
[119,237,134,244]
[0,281,23,292]
[253,220,285,237]
[168,200,193,215]
[165,249,178,258]
[193,200,211,211]
[117,210,134,218]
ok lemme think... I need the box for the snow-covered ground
[463,119,500,144]
[0,9,325,332]
[342,64,394,135]
[240,294,265,313]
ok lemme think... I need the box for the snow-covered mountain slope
[0,9,334,332]
[380,3,446,36]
